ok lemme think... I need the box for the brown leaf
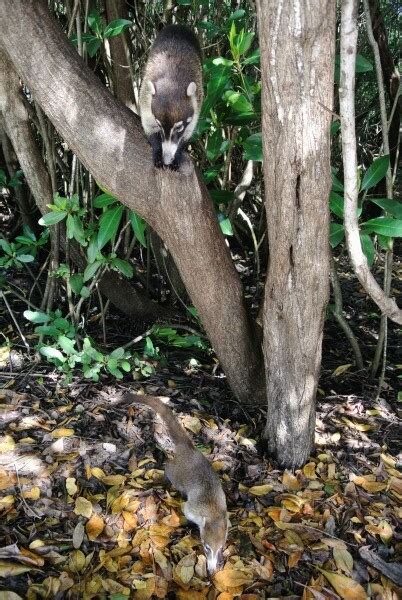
[73,522,85,549]
[86,514,104,540]
[319,569,367,600]
[173,552,196,586]
[282,471,301,490]
[248,484,273,496]
[0,561,34,577]
[213,568,252,592]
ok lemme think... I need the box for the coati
[124,393,228,574]
[139,25,203,170]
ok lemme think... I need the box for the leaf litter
[0,383,401,599]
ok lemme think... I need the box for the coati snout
[139,25,203,170]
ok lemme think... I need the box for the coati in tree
[124,393,228,574]
[139,25,203,170]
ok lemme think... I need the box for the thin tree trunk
[256,0,336,467]
[0,0,265,404]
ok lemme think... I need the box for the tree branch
[339,0,402,325]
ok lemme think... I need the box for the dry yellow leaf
[0,591,24,599]
[51,428,74,438]
[248,484,273,496]
[133,576,155,599]
[213,568,252,592]
[333,547,353,574]
[101,474,126,486]
[0,495,15,509]
[342,418,375,432]
[176,591,208,600]
[66,477,78,496]
[68,550,86,573]
[281,494,304,512]
[320,570,367,599]
[19,547,44,567]
[282,471,301,490]
[288,551,303,568]
[182,415,202,434]
[174,552,196,586]
[21,487,40,500]
[212,461,226,472]
[0,561,33,577]
[332,364,352,376]
[90,467,106,479]
[217,593,235,600]
[122,510,138,532]
[352,476,386,493]
[303,462,317,480]
[111,492,130,514]
[74,496,93,518]
[101,578,130,595]
[86,513,105,540]
[0,435,15,453]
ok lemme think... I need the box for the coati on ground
[123,393,228,574]
[139,25,203,170]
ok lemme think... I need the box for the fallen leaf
[303,462,317,479]
[68,550,86,573]
[0,435,15,453]
[86,514,105,540]
[213,568,252,592]
[333,547,353,574]
[74,497,93,518]
[21,487,40,500]
[282,471,301,490]
[0,592,24,599]
[0,561,34,577]
[51,428,75,438]
[319,569,367,600]
[248,484,273,496]
[73,522,85,549]
[66,477,78,496]
[101,474,126,486]
[332,364,352,376]
[352,476,386,493]
[173,552,196,586]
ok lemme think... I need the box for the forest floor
[0,261,401,600]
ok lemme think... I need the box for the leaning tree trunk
[256,0,336,467]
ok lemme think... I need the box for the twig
[0,290,30,351]
[363,0,395,388]
[330,255,364,370]
[339,0,401,325]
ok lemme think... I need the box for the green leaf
[361,155,390,191]
[93,193,117,208]
[331,172,344,192]
[24,310,50,324]
[330,121,341,137]
[58,335,77,355]
[202,66,230,113]
[360,233,375,266]
[243,133,262,161]
[16,254,34,263]
[219,216,233,236]
[104,19,132,38]
[370,198,402,219]
[206,129,225,161]
[40,346,65,362]
[39,211,67,226]
[87,10,102,34]
[229,9,246,20]
[223,112,260,125]
[330,223,344,248]
[361,217,402,238]
[129,211,147,248]
[224,90,253,113]
[112,258,133,278]
[107,366,124,379]
[356,54,373,73]
[83,260,102,282]
[209,189,234,204]
[329,191,344,219]
[236,31,255,56]
[243,48,260,65]
[87,236,99,263]
[70,273,84,295]
[212,57,233,67]
[86,36,102,58]
[97,204,123,250]
[80,285,90,299]
[110,347,125,359]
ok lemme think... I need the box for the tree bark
[105,0,136,111]
[256,0,336,467]
[339,0,402,325]
[0,0,264,404]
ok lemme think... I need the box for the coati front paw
[166,160,180,171]
[153,156,164,169]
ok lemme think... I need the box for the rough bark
[0,46,172,322]
[105,0,136,111]
[339,0,402,325]
[0,0,264,404]
[256,0,335,467]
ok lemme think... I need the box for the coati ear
[187,81,196,97]
[149,81,156,96]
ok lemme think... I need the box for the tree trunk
[256,0,336,467]
[0,0,265,405]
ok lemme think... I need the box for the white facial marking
[187,81,196,97]
[149,81,156,95]
[162,139,178,165]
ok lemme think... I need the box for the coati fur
[124,393,227,574]
[139,25,203,170]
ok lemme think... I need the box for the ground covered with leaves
[0,365,401,599]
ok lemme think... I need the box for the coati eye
[176,124,184,133]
